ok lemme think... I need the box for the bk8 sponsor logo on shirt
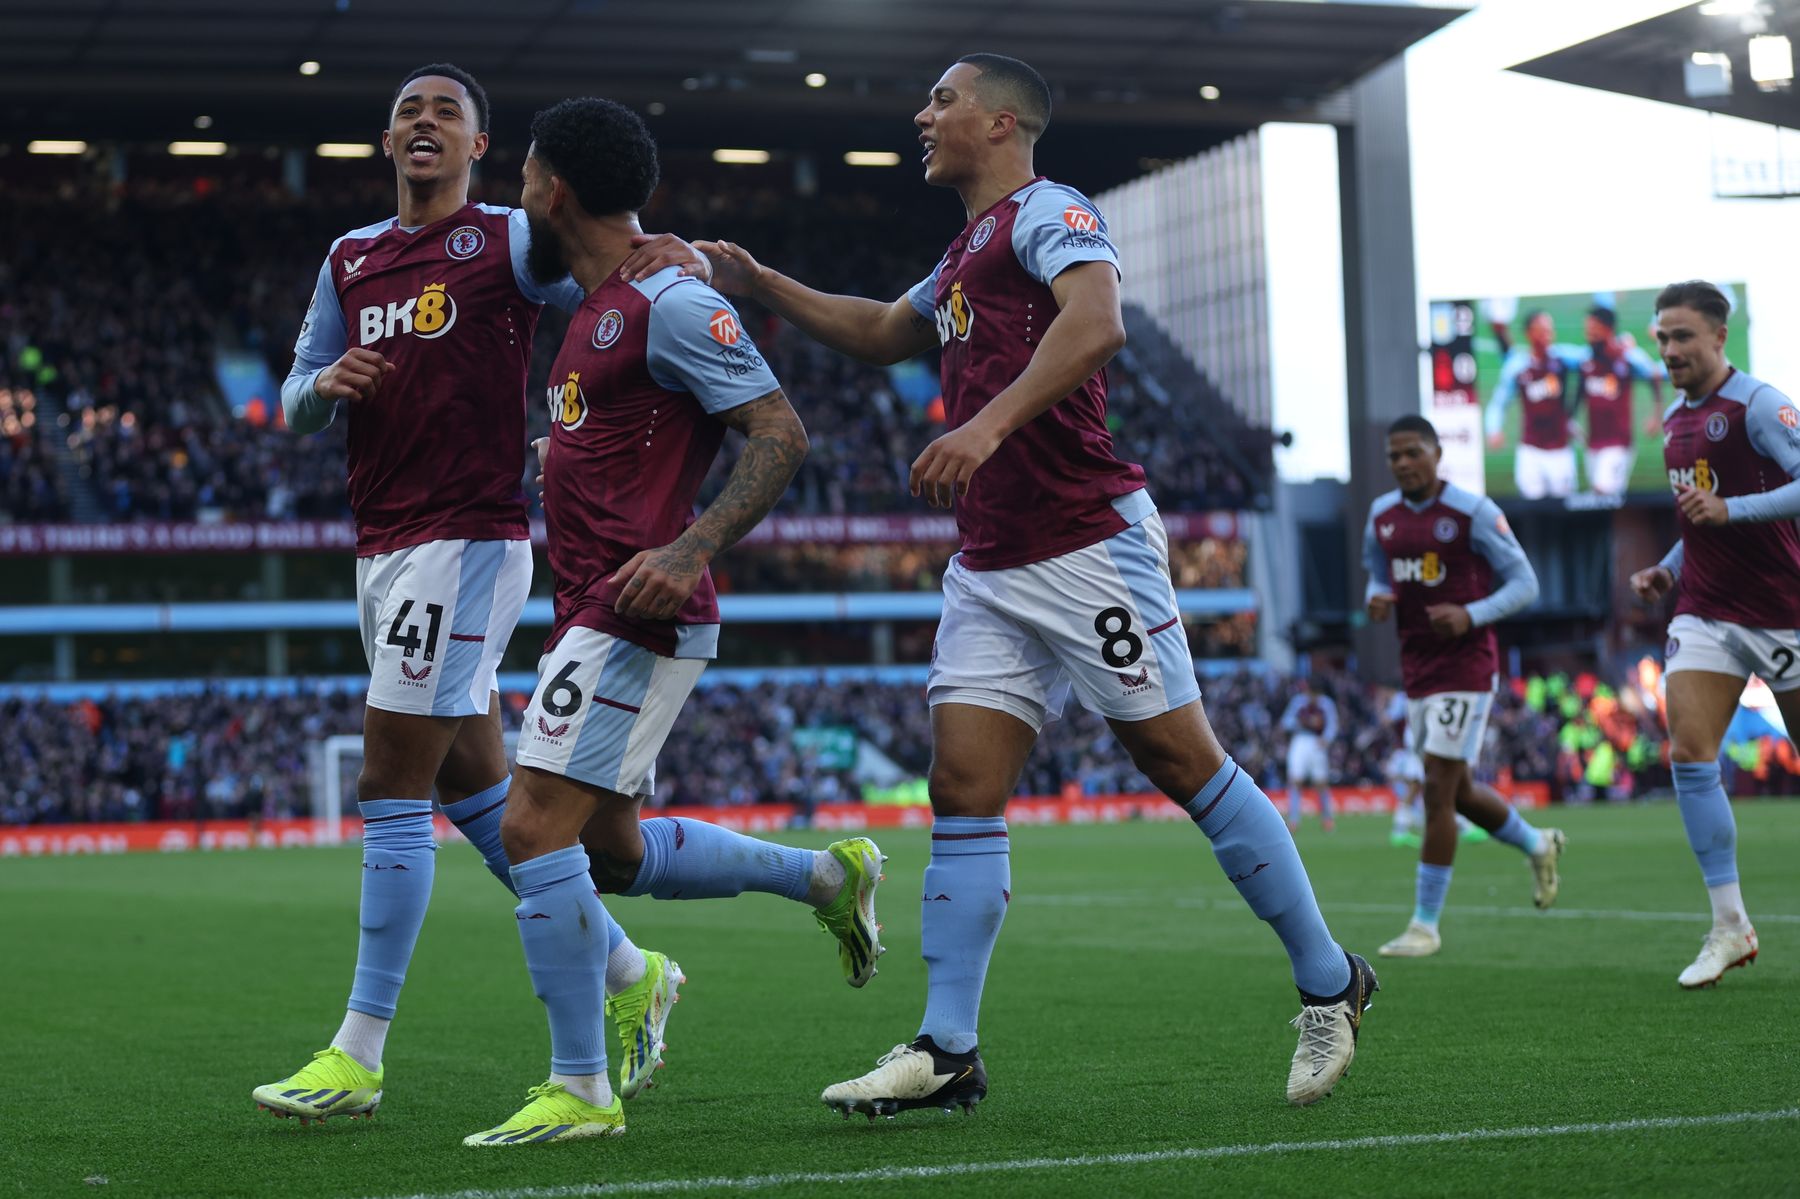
[1392,552,1447,587]
[933,280,975,345]
[358,282,457,344]
[548,370,587,432]
[1668,458,1718,494]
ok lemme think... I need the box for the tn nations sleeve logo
[708,308,742,346]
[1062,204,1098,232]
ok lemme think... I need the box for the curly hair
[528,97,660,216]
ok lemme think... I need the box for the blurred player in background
[1382,690,1425,847]
[1365,415,1564,958]
[255,64,704,1125]
[464,98,884,1147]
[1629,279,1800,989]
[1580,305,1665,498]
[1280,675,1338,832]
[702,52,1376,1114]
[1485,310,1587,499]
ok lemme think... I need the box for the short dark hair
[1523,309,1550,331]
[529,97,660,216]
[1388,414,1439,444]
[956,53,1052,138]
[393,63,489,133]
[1587,305,1617,330]
[1655,280,1731,327]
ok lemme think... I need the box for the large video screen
[1427,286,1751,506]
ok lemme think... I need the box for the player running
[1364,415,1565,959]
[1579,305,1665,498]
[463,97,883,1147]
[701,53,1376,1114]
[255,64,709,1124]
[1628,279,1800,989]
[1280,676,1339,832]
[1485,311,1588,499]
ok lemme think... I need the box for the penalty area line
[363,1107,1800,1199]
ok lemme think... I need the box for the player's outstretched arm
[909,260,1125,508]
[1720,385,1800,524]
[693,240,936,366]
[1463,500,1540,627]
[611,390,808,621]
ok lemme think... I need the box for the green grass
[4,803,1798,1199]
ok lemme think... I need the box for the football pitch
[5,803,1797,1199]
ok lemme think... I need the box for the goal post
[310,730,521,845]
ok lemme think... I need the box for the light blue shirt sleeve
[1727,384,1800,523]
[907,257,945,319]
[1279,694,1304,733]
[1011,184,1120,287]
[1624,343,1666,380]
[1659,540,1685,580]
[1321,696,1340,741]
[1465,498,1540,626]
[282,254,346,435]
[1485,349,1529,437]
[1363,505,1393,602]
[643,277,781,414]
[1554,343,1590,371]
[508,208,586,313]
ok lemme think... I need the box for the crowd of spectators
[13,665,1769,829]
[0,171,1267,526]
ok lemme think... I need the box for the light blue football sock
[917,816,1010,1054]
[624,816,811,902]
[1674,760,1739,886]
[1413,863,1454,927]
[511,845,611,1077]
[1186,759,1350,998]
[347,798,437,1020]
[441,778,514,894]
[1318,786,1336,824]
[1286,782,1304,826]
[1491,808,1543,857]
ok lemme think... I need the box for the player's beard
[525,212,572,286]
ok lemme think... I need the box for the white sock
[805,849,847,908]
[551,1071,613,1107]
[605,939,647,995]
[330,1009,389,1072]
[1708,882,1750,930]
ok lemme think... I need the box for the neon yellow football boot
[606,950,684,1099]
[252,1047,382,1123]
[813,837,887,987]
[463,1080,625,1147]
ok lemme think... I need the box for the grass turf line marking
[1020,892,1800,924]
[364,1108,1800,1199]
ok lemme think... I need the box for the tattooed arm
[610,389,809,621]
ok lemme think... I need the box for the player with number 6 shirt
[1363,414,1563,961]
[701,52,1376,1115]
[1628,279,1800,989]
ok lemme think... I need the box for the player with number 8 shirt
[701,52,1377,1115]
[1363,415,1563,961]
[1627,279,1800,989]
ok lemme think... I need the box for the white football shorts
[357,538,532,718]
[1664,613,1800,693]
[927,513,1202,732]
[1407,689,1495,763]
[515,626,706,796]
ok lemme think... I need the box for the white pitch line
[1017,892,1800,924]
[364,1108,1799,1199]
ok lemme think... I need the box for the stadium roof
[4,0,1466,149]
[1510,0,1800,131]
